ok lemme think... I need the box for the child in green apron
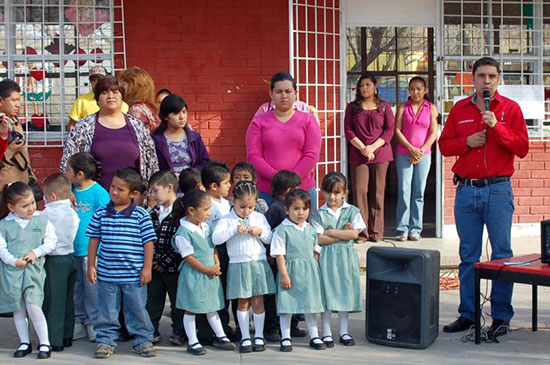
[171,189,235,355]
[212,180,276,354]
[0,182,58,359]
[311,172,366,348]
[271,189,326,352]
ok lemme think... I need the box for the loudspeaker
[366,246,440,349]
[541,220,550,264]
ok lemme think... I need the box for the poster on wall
[453,85,545,120]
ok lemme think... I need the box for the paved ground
[0,235,548,364]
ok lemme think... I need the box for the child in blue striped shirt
[86,168,157,359]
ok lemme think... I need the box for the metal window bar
[0,0,126,147]
[290,0,343,208]
[441,0,550,141]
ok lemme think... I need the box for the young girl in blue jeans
[311,172,366,347]
[0,182,58,359]
[65,152,110,341]
[171,189,235,355]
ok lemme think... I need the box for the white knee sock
[338,311,351,339]
[279,314,291,345]
[206,312,226,339]
[253,312,265,343]
[236,310,251,344]
[305,313,323,344]
[183,314,201,348]
[13,303,30,348]
[321,310,332,339]
[25,301,49,346]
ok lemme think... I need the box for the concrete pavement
[0,235,547,364]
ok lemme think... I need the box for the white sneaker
[86,324,97,342]
[73,322,87,340]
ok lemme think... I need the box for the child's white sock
[253,312,265,345]
[13,303,30,348]
[279,314,292,346]
[321,310,332,340]
[183,314,201,349]
[25,301,49,346]
[339,311,351,339]
[206,312,226,339]
[305,313,323,344]
[236,310,251,346]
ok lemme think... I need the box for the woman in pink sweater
[246,72,321,208]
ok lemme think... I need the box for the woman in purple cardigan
[152,94,209,174]
[344,74,395,242]
[246,72,321,207]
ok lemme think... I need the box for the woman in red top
[344,74,395,242]
[119,67,161,132]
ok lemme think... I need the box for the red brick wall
[123,0,290,165]
[28,145,63,185]
[443,141,550,224]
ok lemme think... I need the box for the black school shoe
[212,336,236,351]
[265,330,281,342]
[240,339,253,353]
[186,342,206,356]
[13,343,32,358]
[487,319,510,339]
[252,337,266,352]
[339,334,355,346]
[51,345,64,352]
[63,338,73,347]
[309,337,327,350]
[290,326,308,337]
[322,335,334,348]
[280,338,292,352]
[37,344,52,359]
[443,317,475,333]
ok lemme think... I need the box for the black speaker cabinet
[366,246,440,349]
[542,220,550,264]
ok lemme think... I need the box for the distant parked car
[377,79,409,105]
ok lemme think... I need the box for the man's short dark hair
[0,79,21,99]
[472,57,500,75]
[115,167,145,192]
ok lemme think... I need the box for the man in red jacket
[439,57,529,339]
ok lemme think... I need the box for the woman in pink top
[394,76,438,241]
[246,72,321,208]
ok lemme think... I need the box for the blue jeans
[96,280,154,349]
[260,187,317,210]
[395,153,431,236]
[454,181,514,322]
[74,256,98,325]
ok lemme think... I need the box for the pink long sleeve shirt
[246,110,322,193]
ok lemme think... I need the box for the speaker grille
[367,279,421,344]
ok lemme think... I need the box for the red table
[474,254,550,344]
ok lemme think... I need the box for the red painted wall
[443,141,550,224]
[124,0,290,165]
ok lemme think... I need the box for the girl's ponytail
[0,182,33,219]
[172,189,209,222]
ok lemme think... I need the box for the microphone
[483,90,491,112]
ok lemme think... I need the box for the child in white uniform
[212,181,275,353]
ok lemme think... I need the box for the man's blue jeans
[395,153,431,236]
[96,280,154,349]
[454,180,514,322]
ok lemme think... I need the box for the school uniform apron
[0,216,48,313]
[173,225,224,313]
[313,206,362,312]
[275,224,324,314]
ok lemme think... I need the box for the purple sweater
[246,110,321,193]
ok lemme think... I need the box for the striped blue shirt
[86,202,157,284]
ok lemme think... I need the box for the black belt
[454,175,510,187]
